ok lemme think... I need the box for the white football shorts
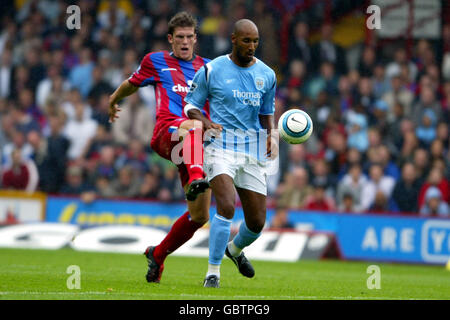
[203,147,268,196]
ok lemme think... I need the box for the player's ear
[167,33,173,44]
[231,33,236,45]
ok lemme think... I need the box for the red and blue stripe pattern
[128,50,210,120]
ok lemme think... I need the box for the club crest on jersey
[255,77,264,90]
[189,81,197,93]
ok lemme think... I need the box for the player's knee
[246,215,265,233]
[218,202,235,219]
[189,209,209,225]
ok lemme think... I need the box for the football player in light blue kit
[184,19,277,288]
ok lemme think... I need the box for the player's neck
[229,53,256,68]
[170,51,195,62]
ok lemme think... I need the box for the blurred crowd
[0,0,448,219]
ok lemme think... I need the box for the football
[278,109,313,144]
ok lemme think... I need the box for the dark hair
[168,11,197,35]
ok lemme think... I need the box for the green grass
[0,248,449,300]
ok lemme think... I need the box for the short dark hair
[168,11,197,35]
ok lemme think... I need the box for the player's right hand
[202,118,223,131]
[108,100,122,123]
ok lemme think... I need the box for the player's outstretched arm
[108,79,139,123]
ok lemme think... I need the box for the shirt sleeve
[128,53,158,87]
[184,65,209,109]
[259,72,276,115]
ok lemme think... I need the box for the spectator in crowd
[10,104,40,136]
[336,163,367,213]
[138,170,160,199]
[416,109,438,147]
[63,102,98,160]
[61,88,93,121]
[371,63,390,99]
[270,205,294,229]
[324,129,347,179]
[310,158,335,194]
[338,192,356,213]
[312,23,347,75]
[419,187,449,217]
[1,148,39,193]
[391,162,421,213]
[436,122,449,150]
[358,46,377,77]
[429,138,445,164]
[411,86,442,126]
[60,164,93,195]
[82,124,113,163]
[36,114,70,193]
[89,145,117,183]
[354,77,375,115]
[360,163,396,212]
[367,191,391,213]
[305,90,331,136]
[282,143,309,176]
[281,59,307,93]
[304,179,336,211]
[306,61,339,100]
[337,147,362,179]
[68,47,94,98]
[377,144,400,180]
[385,47,418,82]
[382,75,414,123]
[87,66,113,105]
[288,20,312,68]
[109,165,141,198]
[336,75,353,115]
[0,49,13,99]
[371,100,389,136]
[36,64,70,109]
[92,93,113,130]
[23,46,46,92]
[2,129,34,166]
[346,112,369,153]
[112,93,154,146]
[276,167,313,209]
[418,167,450,208]
[412,148,431,184]
[116,138,149,174]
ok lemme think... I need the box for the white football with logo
[278,109,313,144]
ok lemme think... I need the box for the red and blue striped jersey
[128,50,210,121]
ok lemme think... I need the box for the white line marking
[0,291,422,300]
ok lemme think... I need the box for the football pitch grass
[0,248,449,300]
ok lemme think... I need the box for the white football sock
[206,263,220,278]
[227,241,242,257]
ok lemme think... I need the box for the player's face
[168,27,197,61]
[232,29,259,64]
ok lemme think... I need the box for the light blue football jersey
[184,54,276,160]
